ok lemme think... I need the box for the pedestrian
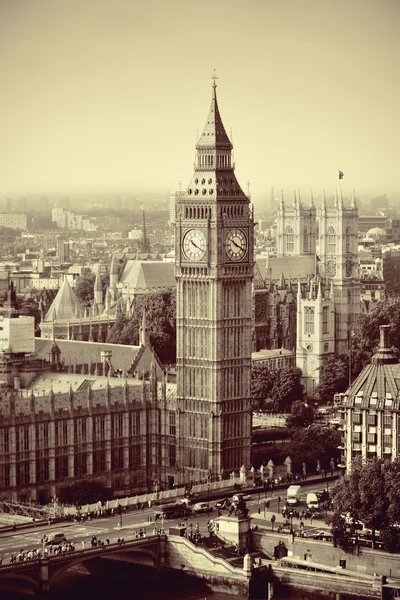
[271,514,276,531]
[81,540,85,549]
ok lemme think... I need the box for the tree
[75,273,95,306]
[251,364,303,413]
[58,480,112,506]
[347,296,400,379]
[107,290,176,364]
[329,456,400,551]
[75,272,110,307]
[251,363,275,411]
[288,425,340,473]
[286,400,315,430]
[315,355,349,404]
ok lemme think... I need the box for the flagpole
[349,328,352,388]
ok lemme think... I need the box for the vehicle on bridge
[154,503,190,520]
[192,502,212,514]
[46,533,67,545]
[215,498,232,510]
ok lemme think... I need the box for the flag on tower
[339,170,344,180]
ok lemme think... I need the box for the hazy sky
[1,0,399,200]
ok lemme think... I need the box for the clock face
[326,259,336,278]
[345,257,352,277]
[182,229,207,261]
[225,229,248,261]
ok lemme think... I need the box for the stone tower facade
[296,280,335,397]
[276,191,317,257]
[175,81,254,483]
[318,190,360,355]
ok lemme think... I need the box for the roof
[256,256,316,282]
[252,348,294,362]
[196,84,232,149]
[44,277,84,322]
[118,260,175,291]
[35,338,140,372]
[339,326,400,409]
[25,371,143,397]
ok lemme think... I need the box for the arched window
[286,226,294,253]
[346,227,351,254]
[303,226,308,253]
[328,227,336,254]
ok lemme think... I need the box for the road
[0,479,333,562]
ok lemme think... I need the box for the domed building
[336,325,400,471]
[366,226,386,242]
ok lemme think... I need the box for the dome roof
[366,227,386,239]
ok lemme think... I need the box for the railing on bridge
[0,534,165,574]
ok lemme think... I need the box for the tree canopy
[286,400,315,430]
[107,290,176,365]
[329,456,400,551]
[58,480,112,506]
[349,296,400,379]
[74,272,110,307]
[251,363,303,413]
[315,355,349,405]
[287,425,340,473]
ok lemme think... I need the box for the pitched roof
[197,84,232,149]
[118,260,175,292]
[256,256,316,282]
[44,277,84,322]
[35,338,140,372]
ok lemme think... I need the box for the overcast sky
[1,0,399,200]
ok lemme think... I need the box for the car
[242,494,252,502]
[46,533,67,545]
[192,502,212,513]
[312,530,333,541]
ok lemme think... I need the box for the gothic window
[304,307,315,334]
[168,444,176,466]
[36,423,49,449]
[323,306,328,334]
[130,411,140,437]
[112,413,123,439]
[0,429,9,455]
[169,411,176,436]
[346,227,351,254]
[94,416,105,441]
[303,227,308,253]
[328,227,336,254]
[285,227,294,253]
[16,426,29,453]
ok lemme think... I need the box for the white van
[306,492,319,510]
[287,485,301,505]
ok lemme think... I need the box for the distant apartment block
[0,213,28,230]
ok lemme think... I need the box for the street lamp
[207,484,210,520]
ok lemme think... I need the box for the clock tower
[175,79,254,484]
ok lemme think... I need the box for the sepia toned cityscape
[1,1,400,599]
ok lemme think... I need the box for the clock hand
[191,240,201,250]
[232,239,245,251]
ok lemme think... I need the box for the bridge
[0,534,166,597]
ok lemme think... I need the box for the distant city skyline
[1,0,399,199]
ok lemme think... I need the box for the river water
[0,562,367,600]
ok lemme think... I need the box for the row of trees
[251,364,304,413]
[329,456,400,552]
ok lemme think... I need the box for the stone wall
[165,535,250,597]
[252,529,400,578]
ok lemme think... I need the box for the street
[0,479,333,561]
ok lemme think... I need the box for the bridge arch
[49,545,159,583]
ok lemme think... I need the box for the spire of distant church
[141,209,151,253]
